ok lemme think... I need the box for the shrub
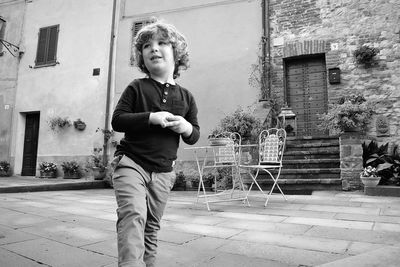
[318,94,374,134]
[353,45,379,66]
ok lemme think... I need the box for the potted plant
[207,130,234,146]
[362,141,400,185]
[0,161,11,177]
[317,94,374,135]
[47,116,72,132]
[360,166,381,187]
[73,118,86,131]
[172,171,186,191]
[38,162,57,178]
[61,161,82,179]
[353,45,380,67]
[87,147,107,180]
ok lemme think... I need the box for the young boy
[111,20,200,267]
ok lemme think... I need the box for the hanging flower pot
[73,119,86,131]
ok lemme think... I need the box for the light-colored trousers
[112,155,175,267]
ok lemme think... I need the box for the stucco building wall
[10,0,114,175]
[0,0,25,162]
[115,0,262,159]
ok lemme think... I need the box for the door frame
[21,112,40,176]
[283,53,328,137]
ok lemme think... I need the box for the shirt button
[165,84,170,88]
[162,99,167,103]
[164,91,168,95]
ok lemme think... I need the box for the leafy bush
[318,94,374,134]
[209,107,263,141]
[353,45,379,66]
[361,141,400,185]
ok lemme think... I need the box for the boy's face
[142,36,175,79]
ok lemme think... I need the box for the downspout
[262,0,271,99]
[103,0,117,165]
[266,0,271,99]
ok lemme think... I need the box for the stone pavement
[0,183,400,266]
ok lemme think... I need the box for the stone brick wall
[268,0,400,145]
[339,133,368,190]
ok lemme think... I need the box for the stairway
[256,136,342,193]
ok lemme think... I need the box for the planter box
[63,172,81,179]
[39,171,57,178]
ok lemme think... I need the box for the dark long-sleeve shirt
[111,78,200,172]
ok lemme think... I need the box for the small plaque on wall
[328,68,340,84]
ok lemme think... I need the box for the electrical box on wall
[328,68,340,84]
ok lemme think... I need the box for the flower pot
[63,172,80,179]
[0,170,11,177]
[360,176,381,187]
[92,167,106,180]
[39,170,57,178]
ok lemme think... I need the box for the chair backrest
[214,132,241,165]
[259,128,286,165]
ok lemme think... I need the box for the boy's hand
[165,115,193,137]
[149,111,175,128]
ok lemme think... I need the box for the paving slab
[316,246,400,267]
[301,204,381,215]
[81,238,118,258]
[2,238,116,267]
[20,220,115,247]
[0,247,45,267]
[1,187,400,266]
[0,225,39,245]
[230,230,350,254]
[215,218,311,235]
[218,240,346,266]
[284,216,374,230]
[305,225,400,245]
[334,212,400,224]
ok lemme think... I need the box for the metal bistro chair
[240,128,287,206]
[197,132,249,210]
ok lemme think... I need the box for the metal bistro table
[185,140,250,211]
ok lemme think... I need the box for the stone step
[254,168,341,179]
[284,150,340,160]
[283,159,340,169]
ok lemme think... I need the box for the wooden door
[285,56,328,136]
[21,113,40,176]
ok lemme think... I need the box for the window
[0,17,6,55]
[35,25,59,67]
[130,20,151,66]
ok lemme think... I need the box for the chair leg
[264,168,287,207]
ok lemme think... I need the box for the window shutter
[133,22,144,37]
[47,25,59,63]
[35,24,59,66]
[35,28,47,65]
[0,18,5,54]
[130,20,151,66]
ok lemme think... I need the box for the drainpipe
[103,0,117,166]
[262,0,271,99]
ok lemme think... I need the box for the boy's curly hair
[134,20,189,79]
